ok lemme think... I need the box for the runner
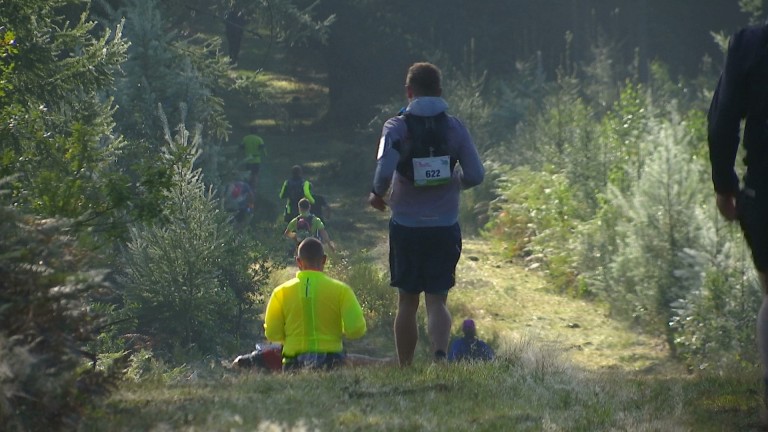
[279,165,314,223]
[283,198,335,253]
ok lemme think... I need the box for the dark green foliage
[99,0,230,141]
[0,0,174,241]
[0,183,127,431]
[118,111,278,356]
[119,115,236,354]
[95,0,239,191]
[225,235,285,347]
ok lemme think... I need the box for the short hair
[291,165,303,178]
[406,62,442,97]
[298,237,325,266]
[298,198,310,211]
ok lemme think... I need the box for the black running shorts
[388,220,462,295]
[739,188,768,273]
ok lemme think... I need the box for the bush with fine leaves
[0,187,127,431]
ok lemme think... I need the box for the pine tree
[0,0,128,224]
[597,117,709,354]
[0,179,129,430]
[98,0,232,185]
[670,215,760,369]
[119,106,239,354]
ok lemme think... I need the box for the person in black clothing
[279,165,315,223]
[224,7,246,65]
[708,23,768,410]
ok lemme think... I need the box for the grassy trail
[85,127,765,431]
[253,125,673,373]
[82,58,764,429]
[238,126,763,431]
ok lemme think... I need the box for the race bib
[412,155,451,186]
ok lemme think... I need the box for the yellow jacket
[264,270,366,356]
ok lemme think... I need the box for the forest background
[2,0,767,430]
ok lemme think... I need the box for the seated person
[283,198,335,252]
[264,238,365,371]
[448,319,495,362]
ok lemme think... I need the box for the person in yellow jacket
[264,237,366,370]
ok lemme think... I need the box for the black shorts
[739,188,768,273]
[389,220,462,295]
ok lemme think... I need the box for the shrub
[588,119,710,353]
[483,165,588,274]
[325,252,395,331]
[670,222,761,370]
[0,184,126,431]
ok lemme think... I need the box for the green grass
[82,346,763,431]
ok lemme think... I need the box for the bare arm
[319,229,335,252]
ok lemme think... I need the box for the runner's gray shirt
[372,97,484,227]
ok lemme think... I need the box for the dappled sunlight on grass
[452,238,675,373]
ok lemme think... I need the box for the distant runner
[279,165,314,223]
[283,198,335,253]
[223,180,255,227]
[242,126,266,192]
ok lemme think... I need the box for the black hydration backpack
[394,112,457,186]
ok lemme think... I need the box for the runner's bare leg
[395,292,420,366]
[425,293,451,357]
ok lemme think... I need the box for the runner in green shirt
[242,126,266,191]
[283,198,335,252]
